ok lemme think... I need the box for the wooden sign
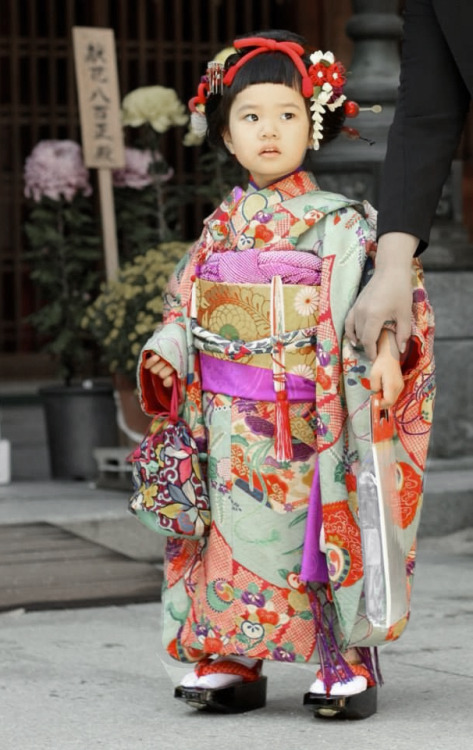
[73,27,124,280]
[72,26,125,169]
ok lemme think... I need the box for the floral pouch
[128,374,210,539]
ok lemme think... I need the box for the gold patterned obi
[191,277,319,381]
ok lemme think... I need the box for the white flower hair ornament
[307,50,347,150]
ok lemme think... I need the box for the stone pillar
[422,170,473,459]
[309,0,402,204]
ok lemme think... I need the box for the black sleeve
[376,0,471,253]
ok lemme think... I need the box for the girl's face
[223,83,312,189]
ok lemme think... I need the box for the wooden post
[97,169,119,280]
[72,27,125,281]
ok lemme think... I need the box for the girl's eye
[244,113,258,122]
[282,112,295,120]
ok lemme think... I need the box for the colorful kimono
[138,170,435,666]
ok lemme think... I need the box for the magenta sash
[200,352,314,402]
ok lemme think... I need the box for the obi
[190,276,320,404]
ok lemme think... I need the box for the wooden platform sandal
[174,656,267,713]
[303,658,378,720]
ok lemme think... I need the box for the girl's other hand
[369,330,404,408]
[143,353,176,389]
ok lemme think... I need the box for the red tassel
[275,391,293,461]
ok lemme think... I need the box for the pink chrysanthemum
[24,140,92,202]
[112,147,173,189]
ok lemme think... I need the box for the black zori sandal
[174,657,267,713]
[304,648,382,719]
[303,662,378,720]
[304,589,382,720]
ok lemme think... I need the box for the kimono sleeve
[399,259,435,377]
[137,225,214,415]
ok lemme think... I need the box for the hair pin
[207,61,224,95]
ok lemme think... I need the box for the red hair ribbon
[223,37,314,98]
[188,80,209,112]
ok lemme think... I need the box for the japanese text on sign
[73,27,125,169]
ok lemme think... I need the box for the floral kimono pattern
[138,170,435,664]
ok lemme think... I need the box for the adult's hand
[345,232,418,361]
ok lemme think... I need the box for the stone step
[421,460,473,537]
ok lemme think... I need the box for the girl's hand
[369,330,404,408]
[143,353,176,389]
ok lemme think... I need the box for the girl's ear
[222,129,235,154]
[307,126,314,150]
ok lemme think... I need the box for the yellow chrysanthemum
[122,86,188,133]
[82,242,190,379]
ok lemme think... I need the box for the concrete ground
[1,480,473,750]
[0,544,472,750]
[2,333,473,748]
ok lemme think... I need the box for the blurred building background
[0,0,357,378]
[1,0,473,396]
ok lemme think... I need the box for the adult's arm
[346,0,471,359]
[377,0,471,250]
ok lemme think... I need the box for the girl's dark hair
[205,29,345,151]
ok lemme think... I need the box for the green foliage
[24,127,243,385]
[114,124,184,262]
[82,242,190,381]
[114,184,164,264]
[180,148,246,209]
[191,149,246,206]
[24,194,102,384]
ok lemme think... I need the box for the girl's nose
[260,120,278,138]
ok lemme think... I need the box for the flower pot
[40,381,119,480]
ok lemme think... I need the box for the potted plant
[81,83,239,443]
[81,242,190,438]
[112,146,175,265]
[80,86,190,441]
[23,139,119,479]
[119,85,189,247]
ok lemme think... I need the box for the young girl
[136,30,435,719]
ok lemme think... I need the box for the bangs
[227,52,304,95]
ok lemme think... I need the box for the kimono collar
[248,168,319,200]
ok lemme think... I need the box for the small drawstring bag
[128,374,210,539]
